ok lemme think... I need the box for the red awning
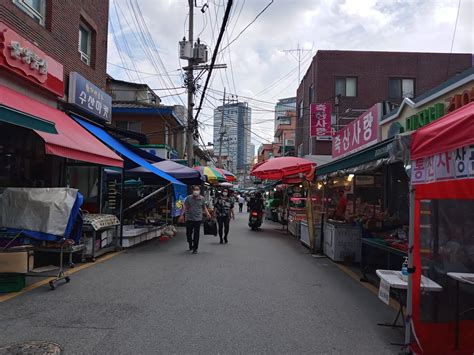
[0,85,123,167]
[411,102,474,160]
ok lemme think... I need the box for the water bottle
[401,257,409,282]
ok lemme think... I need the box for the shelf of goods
[82,214,120,260]
[324,222,362,262]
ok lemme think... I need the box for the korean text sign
[411,144,474,184]
[68,72,112,123]
[0,22,64,96]
[310,103,332,139]
[332,104,380,159]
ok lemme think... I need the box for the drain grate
[0,341,62,355]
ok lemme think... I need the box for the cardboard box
[0,251,33,273]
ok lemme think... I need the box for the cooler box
[324,223,361,262]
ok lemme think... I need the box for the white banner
[411,144,474,184]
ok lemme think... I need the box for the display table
[447,272,474,350]
[82,214,120,261]
[376,269,442,330]
[361,238,407,281]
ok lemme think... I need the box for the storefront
[0,23,124,290]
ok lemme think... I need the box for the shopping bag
[203,219,217,236]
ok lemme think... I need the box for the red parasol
[250,157,316,181]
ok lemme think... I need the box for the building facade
[107,77,186,159]
[296,50,473,158]
[213,102,251,172]
[274,97,296,131]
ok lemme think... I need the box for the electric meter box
[194,43,208,63]
[179,40,193,60]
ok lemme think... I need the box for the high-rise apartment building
[213,102,251,172]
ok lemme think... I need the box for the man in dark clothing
[179,185,211,254]
[214,188,235,244]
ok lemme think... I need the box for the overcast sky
[107,0,473,150]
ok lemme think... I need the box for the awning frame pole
[405,185,416,352]
[124,183,172,212]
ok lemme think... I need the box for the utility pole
[282,44,312,84]
[218,87,226,168]
[186,0,195,167]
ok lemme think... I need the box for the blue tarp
[74,117,185,198]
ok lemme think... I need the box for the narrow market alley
[0,211,402,354]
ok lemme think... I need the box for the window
[309,84,314,103]
[299,99,304,120]
[335,77,357,97]
[13,0,45,25]
[116,121,141,133]
[79,23,92,65]
[389,78,415,99]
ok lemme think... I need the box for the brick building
[296,50,473,157]
[108,77,187,159]
[0,0,109,97]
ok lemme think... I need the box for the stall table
[361,238,407,282]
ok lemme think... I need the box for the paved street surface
[0,210,402,354]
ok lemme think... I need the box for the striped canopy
[215,168,236,182]
[193,166,227,183]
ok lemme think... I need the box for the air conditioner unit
[179,40,193,60]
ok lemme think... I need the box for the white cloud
[107,0,473,147]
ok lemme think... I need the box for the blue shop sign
[68,72,112,123]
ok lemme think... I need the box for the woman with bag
[214,189,235,244]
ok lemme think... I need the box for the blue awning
[73,117,185,195]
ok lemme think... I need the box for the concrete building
[296,50,473,158]
[274,97,296,130]
[213,102,251,172]
[107,77,186,159]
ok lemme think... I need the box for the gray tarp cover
[0,188,78,236]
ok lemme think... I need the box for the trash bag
[203,219,217,236]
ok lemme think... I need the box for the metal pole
[186,0,195,167]
[405,186,415,351]
[218,87,226,168]
[306,180,316,253]
[119,168,125,249]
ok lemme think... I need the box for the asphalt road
[0,210,402,354]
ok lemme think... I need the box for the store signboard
[411,144,474,184]
[0,22,64,96]
[332,104,380,159]
[310,103,332,139]
[68,72,112,123]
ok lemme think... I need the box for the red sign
[0,22,64,97]
[310,103,332,138]
[332,104,380,159]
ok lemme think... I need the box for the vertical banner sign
[172,184,187,217]
[310,103,332,139]
[332,104,380,159]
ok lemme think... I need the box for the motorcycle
[248,210,263,231]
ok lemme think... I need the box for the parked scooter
[248,210,263,231]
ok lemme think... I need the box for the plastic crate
[0,273,26,293]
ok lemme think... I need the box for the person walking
[238,195,245,213]
[214,188,235,244]
[179,185,211,254]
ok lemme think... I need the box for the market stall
[405,102,474,354]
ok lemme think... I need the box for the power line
[107,62,181,76]
[218,0,273,54]
[194,0,233,124]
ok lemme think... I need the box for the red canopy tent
[251,157,316,181]
[407,102,474,354]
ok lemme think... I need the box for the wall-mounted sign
[332,104,380,159]
[310,103,332,139]
[0,22,64,96]
[411,144,474,185]
[68,72,112,123]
